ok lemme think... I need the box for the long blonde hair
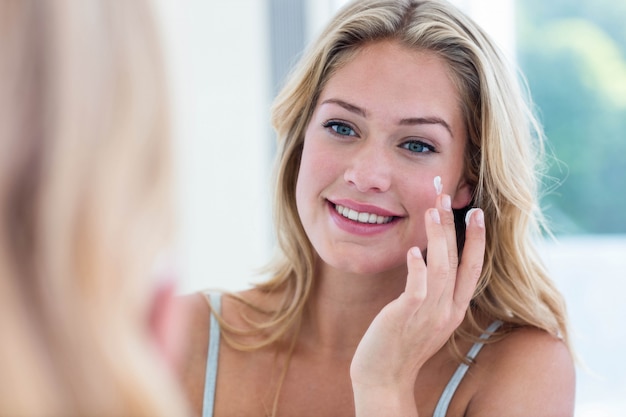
[0,0,188,415]
[227,0,569,352]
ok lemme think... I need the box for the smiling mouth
[334,204,395,224]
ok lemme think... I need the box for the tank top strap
[202,292,222,417]
[433,320,503,417]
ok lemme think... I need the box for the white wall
[155,1,273,294]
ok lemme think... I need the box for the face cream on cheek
[433,175,443,195]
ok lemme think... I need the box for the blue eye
[323,121,357,137]
[401,140,435,154]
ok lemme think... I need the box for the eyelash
[322,120,358,138]
[399,140,436,154]
[321,119,437,154]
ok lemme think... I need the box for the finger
[423,206,450,304]
[405,246,427,298]
[436,192,461,302]
[432,177,457,262]
[454,208,486,308]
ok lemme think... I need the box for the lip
[326,199,401,236]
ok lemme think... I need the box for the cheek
[400,180,437,249]
[403,174,438,211]
[295,140,316,202]
[297,136,340,194]
[296,137,329,212]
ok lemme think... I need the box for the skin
[178,40,575,417]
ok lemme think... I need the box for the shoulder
[178,291,214,353]
[176,290,235,371]
[468,326,575,417]
[175,290,248,416]
[175,292,213,416]
[175,288,272,371]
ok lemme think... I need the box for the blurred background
[154,1,626,415]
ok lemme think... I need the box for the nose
[343,143,392,193]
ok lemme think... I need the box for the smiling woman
[178,1,575,416]
[297,42,470,275]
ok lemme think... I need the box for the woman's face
[296,40,471,276]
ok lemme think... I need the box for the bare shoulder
[175,289,268,416]
[175,292,213,417]
[468,326,576,417]
[177,291,213,355]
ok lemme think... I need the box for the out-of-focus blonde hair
[0,0,188,415]
[227,0,569,355]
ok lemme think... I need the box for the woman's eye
[323,121,357,137]
[401,140,435,154]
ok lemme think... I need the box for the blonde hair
[0,0,188,415]
[229,0,569,352]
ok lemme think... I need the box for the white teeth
[335,204,393,224]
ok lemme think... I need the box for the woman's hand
[350,191,486,417]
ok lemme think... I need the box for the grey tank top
[203,292,502,417]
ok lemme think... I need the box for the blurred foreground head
[0,0,188,415]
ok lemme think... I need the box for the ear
[451,180,473,209]
[147,278,186,372]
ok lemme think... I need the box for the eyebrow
[320,98,453,137]
[321,98,366,117]
[399,116,452,137]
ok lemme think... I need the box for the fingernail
[430,209,441,224]
[475,209,485,227]
[465,208,484,228]
[410,247,422,258]
[433,176,442,195]
[441,194,451,211]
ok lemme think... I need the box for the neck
[299,260,407,358]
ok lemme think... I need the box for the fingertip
[409,246,422,259]
[441,194,452,212]
[465,208,484,228]
[406,246,427,296]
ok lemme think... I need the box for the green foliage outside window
[516,0,626,234]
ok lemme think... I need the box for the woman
[181,0,575,416]
[0,0,189,415]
